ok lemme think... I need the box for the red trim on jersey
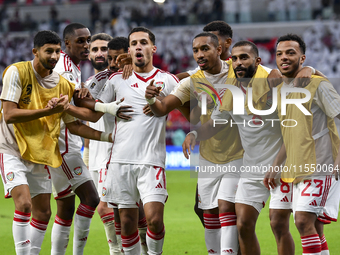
[61,160,73,180]
[159,69,180,83]
[86,74,95,83]
[61,50,80,71]
[240,85,247,95]
[134,69,159,83]
[0,153,6,184]
[320,212,337,222]
[109,71,123,80]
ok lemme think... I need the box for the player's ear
[128,47,130,54]
[217,45,222,57]
[225,38,232,49]
[152,45,157,54]
[255,57,262,66]
[300,54,306,65]
[32,48,38,57]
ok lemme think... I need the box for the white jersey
[85,69,114,171]
[98,68,179,168]
[212,83,282,179]
[54,51,83,154]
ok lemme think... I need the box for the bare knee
[97,202,112,217]
[15,200,32,214]
[237,216,256,235]
[295,213,316,235]
[146,214,163,233]
[76,181,100,208]
[270,210,290,236]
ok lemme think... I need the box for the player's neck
[282,66,303,84]
[94,68,105,74]
[133,63,154,73]
[220,51,231,61]
[65,49,81,66]
[207,59,222,75]
[33,58,52,78]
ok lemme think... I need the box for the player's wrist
[94,102,107,113]
[187,130,198,140]
[146,97,156,105]
[100,132,110,142]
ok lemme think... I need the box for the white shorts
[197,157,242,210]
[49,152,93,199]
[318,175,340,223]
[269,178,293,210]
[293,175,332,217]
[235,177,270,213]
[90,168,107,197]
[0,153,51,198]
[101,163,168,209]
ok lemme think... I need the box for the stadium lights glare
[153,0,165,3]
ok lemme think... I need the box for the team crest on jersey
[6,172,14,181]
[74,166,82,176]
[90,82,96,89]
[154,81,165,91]
[102,187,107,196]
[68,74,74,82]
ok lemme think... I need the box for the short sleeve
[314,81,340,118]
[0,65,22,104]
[187,66,200,76]
[171,77,192,105]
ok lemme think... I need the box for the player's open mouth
[281,63,290,70]
[136,53,143,60]
[197,60,207,67]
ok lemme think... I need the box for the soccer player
[73,26,179,255]
[268,34,340,255]
[0,30,112,255]
[145,32,244,255]
[83,32,121,255]
[49,23,100,255]
[85,35,149,255]
[182,40,297,255]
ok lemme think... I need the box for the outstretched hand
[182,133,196,159]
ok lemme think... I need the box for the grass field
[1,171,340,254]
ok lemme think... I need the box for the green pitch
[1,171,340,254]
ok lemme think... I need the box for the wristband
[146,97,156,105]
[187,130,198,140]
[94,102,107,113]
[95,100,121,116]
[100,132,110,142]
[306,66,316,75]
[83,147,89,167]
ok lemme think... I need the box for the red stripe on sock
[14,210,31,223]
[115,222,121,235]
[219,212,237,227]
[301,234,321,254]
[147,226,165,240]
[138,217,147,228]
[101,212,114,223]
[320,234,329,251]
[203,213,221,229]
[76,203,95,218]
[30,218,48,231]
[121,231,140,247]
[54,215,72,227]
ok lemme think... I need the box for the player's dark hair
[233,40,259,57]
[34,30,61,48]
[108,37,129,53]
[276,33,306,54]
[90,33,113,43]
[203,21,233,38]
[128,27,155,45]
[63,22,87,40]
[193,32,219,48]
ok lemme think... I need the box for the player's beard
[134,60,146,68]
[91,58,108,71]
[40,58,56,70]
[234,63,256,82]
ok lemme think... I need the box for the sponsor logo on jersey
[102,187,107,196]
[155,81,165,91]
[131,83,138,88]
[90,82,96,89]
[6,172,14,181]
[309,200,317,206]
[74,166,82,176]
